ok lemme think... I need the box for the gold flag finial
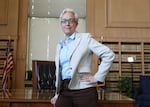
[8,36,11,41]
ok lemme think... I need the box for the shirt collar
[59,32,76,47]
[65,32,76,40]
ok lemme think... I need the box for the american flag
[2,40,14,91]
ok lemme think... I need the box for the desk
[0,88,54,107]
[0,89,134,107]
[98,93,134,107]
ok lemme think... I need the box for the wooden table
[0,88,134,107]
[98,92,134,107]
[0,88,54,107]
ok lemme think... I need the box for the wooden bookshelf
[0,38,16,90]
[101,41,150,92]
[144,43,150,74]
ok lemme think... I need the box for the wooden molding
[105,0,150,28]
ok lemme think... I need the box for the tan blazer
[55,33,115,94]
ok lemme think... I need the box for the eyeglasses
[61,18,76,24]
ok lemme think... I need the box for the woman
[50,8,115,107]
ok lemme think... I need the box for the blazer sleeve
[87,35,115,82]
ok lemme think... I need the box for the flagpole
[8,36,12,91]
[2,36,13,98]
[8,35,11,41]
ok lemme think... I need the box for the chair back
[32,60,56,91]
[140,75,150,94]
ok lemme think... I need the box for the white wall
[27,17,85,70]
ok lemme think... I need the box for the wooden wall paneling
[0,0,8,24]
[94,0,106,37]
[86,0,95,35]
[87,0,150,41]
[0,0,19,36]
[106,0,150,28]
[15,0,28,89]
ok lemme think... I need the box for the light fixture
[127,56,135,98]
[127,56,134,62]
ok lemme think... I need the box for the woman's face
[60,12,78,36]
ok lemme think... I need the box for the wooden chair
[32,60,56,91]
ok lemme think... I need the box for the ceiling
[28,0,86,18]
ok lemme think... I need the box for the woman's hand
[80,75,97,83]
[50,94,58,105]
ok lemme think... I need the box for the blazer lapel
[55,43,62,66]
[68,35,81,60]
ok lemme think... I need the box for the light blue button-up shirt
[59,33,76,80]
